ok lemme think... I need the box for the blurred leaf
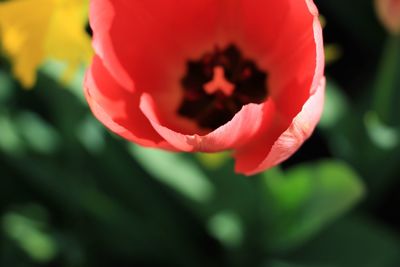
[0,70,13,102]
[364,111,399,150]
[1,153,167,258]
[16,112,60,154]
[2,211,58,262]
[199,159,263,220]
[76,115,105,154]
[373,36,400,126]
[321,82,400,200]
[319,80,349,129]
[263,161,365,252]
[289,216,400,267]
[130,145,215,204]
[207,210,243,248]
[34,72,87,146]
[0,113,24,155]
[41,60,86,103]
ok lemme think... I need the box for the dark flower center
[178,44,268,130]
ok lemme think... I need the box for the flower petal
[233,2,325,175]
[0,0,92,88]
[84,55,174,150]
[0,0,53,87]
[90,0,221,92]
[237,0,323,121]
[234,78,326,175]
[139,93,271,152]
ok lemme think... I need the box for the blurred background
[1,0,400,266]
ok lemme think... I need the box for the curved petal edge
[235,77,326,176]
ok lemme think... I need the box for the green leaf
[41,60,86,103]
[207,210,244,248]
[364,111,399,150]
[0,70,14,103]
[2,211,58,263]
[129,145,215,204]
[16,112,60,154]
[373,36,400,126]
[263,161,365,252]
[289,216,400,267]
[75,115,105,154]
[319,80,349,129]
[0,113,24,155]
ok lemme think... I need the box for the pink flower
[84,0,325,175]
[375,0,400,34]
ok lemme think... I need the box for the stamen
[178,44,268,130]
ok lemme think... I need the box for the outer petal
[231,0,323,146]
[84,55,174,150]
[139,93,273,152]
[90,0,221,91]
[235,78,326,175]
[234,0,325,175]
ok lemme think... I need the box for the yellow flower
[0,0,92,88]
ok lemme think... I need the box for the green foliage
[289,216,400,267]
[373,36,400,127]
[319,80,349,129]
[2,208,58,262]
[130,145,215,204]
[263,162,365,252]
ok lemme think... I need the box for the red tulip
[84,0,325,175]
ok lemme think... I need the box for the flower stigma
[203,66,235,96]
[178,44,268,130]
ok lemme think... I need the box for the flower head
[375,0,400,35]
[85,0,325,175]
[0,0,92,88]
